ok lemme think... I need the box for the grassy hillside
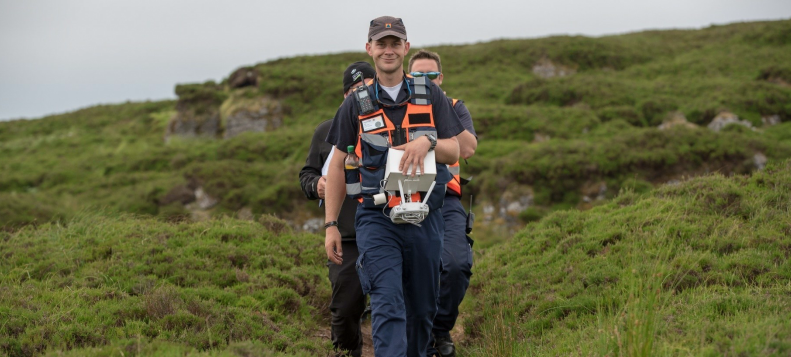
[461,159,791,356]
[2,20,790,231]
[1,214,332,356]
[2,161,790,356]
[1,19,791,356]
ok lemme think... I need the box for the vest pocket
[359,166,385,195]
[360,133,389,168]
[345,169,361,198]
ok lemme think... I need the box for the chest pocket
[360,133,390,168]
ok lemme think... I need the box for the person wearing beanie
[299,61,375,357]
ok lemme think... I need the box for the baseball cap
[342,61,376,94]
[368,16,407,42]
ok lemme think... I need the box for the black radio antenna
[353,71,366,87]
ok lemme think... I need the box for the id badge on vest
[361,115,385,133]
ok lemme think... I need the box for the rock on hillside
[165,74,284,141]
[220,94,283,139]
[707,111,754,132]
[532,57,577,79]
[165,81,226,141]
[658,112,698,130]
[228,66,259,89]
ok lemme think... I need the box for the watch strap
[324,221,339,229]
[427,134,437,151]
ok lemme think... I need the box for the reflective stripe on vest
[346,183,361,195]
[447,161,462,196]
[447,98,462,196]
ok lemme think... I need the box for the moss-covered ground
[461,160,791,356]
[1,215,332,356]
[1,19,791,356]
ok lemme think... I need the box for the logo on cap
[385,23,392,28]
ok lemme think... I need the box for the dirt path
[318,315,465,357]
[361,320,374,357]
[312,320,373,356]
[361,315,466,357]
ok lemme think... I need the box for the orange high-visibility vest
[447,98,462,196]
[345,76,450,209]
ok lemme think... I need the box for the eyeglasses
[410,71,441,79]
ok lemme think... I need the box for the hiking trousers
[355,206,444,357]
[428,195,474,355]
[328,241,366,357]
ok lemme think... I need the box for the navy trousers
[428,195,473,355]
[355,206,444,357]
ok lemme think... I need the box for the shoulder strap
[409,76,431,105]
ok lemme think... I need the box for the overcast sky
[1,0,789,121]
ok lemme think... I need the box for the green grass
[3,20,791,230]
[2,19,791,356]
[0,103,321,227]
[4,160,789,356]
[0,214,333,356]
[461,160,791,356]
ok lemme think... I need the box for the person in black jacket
[299,61,376,357]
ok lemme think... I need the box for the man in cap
[409,49,477,357]
[300,61,376,357]
[324,16,465,356]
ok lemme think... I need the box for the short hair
[408,49,442,73]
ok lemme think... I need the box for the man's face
[409,58,443,86]
[344,78,374,98]
[366,36,410,76]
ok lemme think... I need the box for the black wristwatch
[324,221,339,229]
[425,134,437,151]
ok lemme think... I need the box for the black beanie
[343,61,376,94]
